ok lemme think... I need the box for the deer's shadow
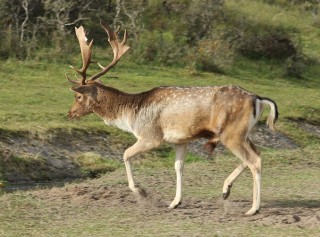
[263,199,320,209]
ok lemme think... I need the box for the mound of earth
[0,123,299,183]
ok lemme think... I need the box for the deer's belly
[163,129,195,144]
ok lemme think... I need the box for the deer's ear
[71,85,92,94]
[71,85,98,98]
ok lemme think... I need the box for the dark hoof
[223,185,232,200]
[222,191,230,200]
[174,201,182,209]
[136,186,147,197]
[169,201,182,210]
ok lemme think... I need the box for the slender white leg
[169,143,188,209]
[223,140,262,215]
[123,157,137,193]
[245,157,262,215]
[255,173,261,210]
[123,139,160,196]
[222,163,247,199]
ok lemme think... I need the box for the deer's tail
[258,97,279,131]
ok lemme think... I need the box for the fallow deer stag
[66,20,279,215]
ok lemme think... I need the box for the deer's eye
[76,95,82,100]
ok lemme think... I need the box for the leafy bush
[264,0,319,6]
[285,53,311,78]
[131,30,186,66]
[186,37,235,73]
[0,0,318,79]
[181,0,224,43]
[237,33,297,60]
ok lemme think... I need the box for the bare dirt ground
[1,121,319,236]
[37,186,319,228]
[30,162,320,233]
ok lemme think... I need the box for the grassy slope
[0,58,319,145]
[226,0,320,46]
[0,1,319,142]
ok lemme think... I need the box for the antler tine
[122,29,128,45]
[115,25,121,34]
[65,73,80,84]
[88,20,130,82]
[68,26,93,85]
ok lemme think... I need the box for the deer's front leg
[169,143,188,209]
[123,139,160,196]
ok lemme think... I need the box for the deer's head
[66,20,130,119]
[67,82,99,119]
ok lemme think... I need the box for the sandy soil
[31,165,320,229]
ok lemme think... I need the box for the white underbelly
[163,129,190,143]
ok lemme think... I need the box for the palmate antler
[66,26,93,85]
[66,20,130,85]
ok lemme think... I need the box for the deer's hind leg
[248,138,261,155]
[222,138,260,199]
[222,162,247,199]
[222,138,262,215]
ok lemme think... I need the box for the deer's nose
[67,111,76,119]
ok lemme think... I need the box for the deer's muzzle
[67,110,78,119]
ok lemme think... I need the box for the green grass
[75,152,122,177]
[0,54,318,186]
[2,0,320,138]
[0,57,319,146]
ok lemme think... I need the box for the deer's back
[133,85,256,144]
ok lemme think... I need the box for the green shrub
[285,53,311,78]
[131,30,186,66]
[238,33,297,60]
[186,37,235,73]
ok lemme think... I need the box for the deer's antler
[67,26,93,85]
[88,20,130,82]
[66,20,130,85]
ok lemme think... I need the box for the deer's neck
[93,86,147,131]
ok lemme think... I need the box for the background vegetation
[0,0,319,77]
